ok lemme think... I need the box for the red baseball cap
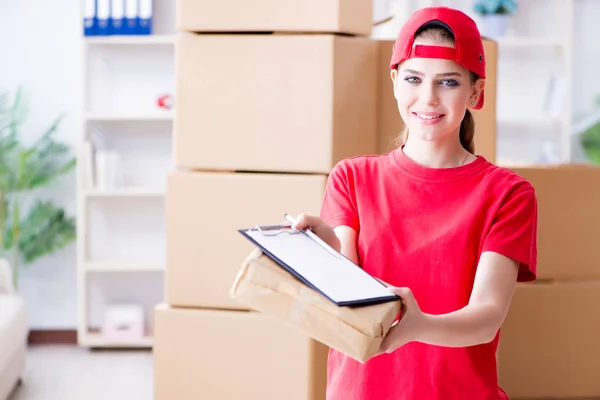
[390,7,487,110]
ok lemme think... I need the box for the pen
[284,213,341,259]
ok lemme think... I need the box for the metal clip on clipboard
[249,214,342,259]
[249,222,295,236]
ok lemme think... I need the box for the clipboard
[238,221,399,308]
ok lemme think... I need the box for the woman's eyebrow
[401,69,464,78]
[402,69,423,76]
[436,72,463,78]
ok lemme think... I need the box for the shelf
[84,188,166,197]
[85,34,175,45]
[85,260,165,272]
[86,112,173,122]
[497,37,564,48]
[498,116,562,128]
[84,332,153,348]
[79,1,174,355]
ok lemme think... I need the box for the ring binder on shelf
[238,215,399,308]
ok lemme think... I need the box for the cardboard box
[166,171,327,309]
[375,38,497,164]
[174,34,378,174]
[498,282,600,398]
[511,165,600,280]
[230,249,402,363]
[154,305,328,400]
[176,0,373,36]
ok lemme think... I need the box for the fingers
[291,213,323,230]
[389,286,412,300]
[379,327,395,353]
[389,287,412,319]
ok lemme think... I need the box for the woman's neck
[401,139,474,169]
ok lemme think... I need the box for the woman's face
[390,36,483,145]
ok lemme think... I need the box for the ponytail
[394,109,476,154]
[460,109,475,154]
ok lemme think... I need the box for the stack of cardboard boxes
[499,166,600,398]
[154,1,380,399]
[153,1,501,398]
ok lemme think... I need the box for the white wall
[0,0,81,329]
[1,0,599,329]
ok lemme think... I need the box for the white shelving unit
[86,111,174,122]
[492,0,574,165]
[84,34,175,45]
[77,4,176,349]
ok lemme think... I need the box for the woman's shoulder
[481,161,536,195]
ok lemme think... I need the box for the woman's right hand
[289,213,341,253]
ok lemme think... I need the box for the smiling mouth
[413,112,445,120]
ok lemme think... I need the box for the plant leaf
[0,195,9,251]
[7,87,28,138]
[16,114,77,192]
[580,121,600,164]
[0,87,77,269]
[16,200,76,264]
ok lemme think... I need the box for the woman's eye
[404,76,420,84]
[440,79,459,87]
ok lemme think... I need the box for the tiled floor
[8,345,153,400]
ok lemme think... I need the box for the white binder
[110,0,125,35]
[83,0,97,36]
[96,0,111,35]
[124,0,139,35]
[139,0,152,35]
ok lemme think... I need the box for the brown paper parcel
[230,248,402,363]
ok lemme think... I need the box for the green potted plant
[0,87,77,287]
[579,96,600,165]
[473,0,518,38]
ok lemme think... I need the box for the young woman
[291,6,538,400]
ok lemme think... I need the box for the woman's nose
[420,83,439,106]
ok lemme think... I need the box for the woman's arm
[380,251,520,352]
[334,226,359,265]
[418,251,519,346]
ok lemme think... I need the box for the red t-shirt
[320,148,538,400]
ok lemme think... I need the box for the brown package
[230,249,403,363]
[509,165,600,280]
[154,305,328,400]
[498,282,600,398]
[174,33,378,174]
[176,0,373,37]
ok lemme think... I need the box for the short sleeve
[481,186,538,282]
[320,161,360,232]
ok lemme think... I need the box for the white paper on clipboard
[238,224,398,307]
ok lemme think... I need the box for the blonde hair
[395,25,479,154]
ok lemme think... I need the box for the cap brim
[418,20,453,33]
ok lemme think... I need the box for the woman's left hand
[377,287,428,354]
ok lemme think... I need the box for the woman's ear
[470,78,485,107]
[390,69,398,98]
